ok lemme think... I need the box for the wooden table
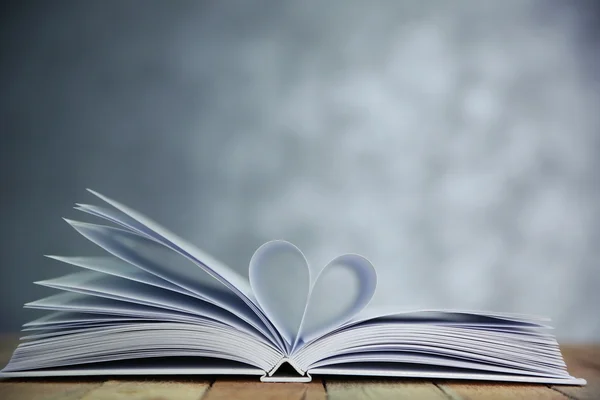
[0,336,598,399]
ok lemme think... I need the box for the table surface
[0,336,598,400]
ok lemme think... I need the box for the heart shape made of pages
[249,240,377,353]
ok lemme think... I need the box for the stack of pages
[0,190,585,384]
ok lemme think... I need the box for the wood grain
[80,380,210,400]
[0,337,104,400]
[439,382,568,400]
[202,379,326,400]
[326,379,448,399]
[550,345,600,400]
[0,381,101,400]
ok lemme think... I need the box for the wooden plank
[436,345,600,400]
[439,382,567,399]
[326,379,448,400]
[0,381,101,400]
[203,379,326,400]
[80,379,210,400]
[551,344,600,400]
[0,336,104,400]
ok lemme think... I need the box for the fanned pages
[0,190,586,385]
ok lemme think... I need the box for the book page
[248,240,377,352]
[346,307,551,329]
[83,191,254,299]
[26,292,214,323]
[77,192,285,350]
[34,272,270,340]
[61,220,282,348]
[22,312,150,332]
[295,253,377,349]
[46,255,198,297]
[3,323,281,374]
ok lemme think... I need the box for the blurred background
[1,0,599,341]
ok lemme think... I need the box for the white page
[63,218,284,351]
[74,203,156,240]
[299,332,561,367]
[5,323,282,373]
[45,256,198,298]
[455,324,554,335]
[62,222,252,315]
[22,323,151,337]
[314,341,565,368]
[248,240,311,350]
[302,339,564,374]
[349,306,550,328]
[79,191,285,350]
[23,311,143,328]
[44,254,281,345]
[347,308,551,328]
[18,323,263,357]
[293,322,566,372]
[308,352,564,377]
[329,322,558,347]
[8,351,259,372]
[294,311,551,356]
[294,253,377,350]
[83,191,254,298]
[248,240,377,353]
[21,312,164,335]
[296,324,561,365]
[0,364,264,378]
[344,320,556,341]
[22,323,165,339]
[26,292,215,324]
[21,304,232,339]
[22,294,278,348]
[35,271,272,341]
[25,290,264,341]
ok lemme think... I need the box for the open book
[1,190,585,385]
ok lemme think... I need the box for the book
[0,190,585,385]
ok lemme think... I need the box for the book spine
[261,358,311,382]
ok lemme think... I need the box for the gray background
[1,0,599,341]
